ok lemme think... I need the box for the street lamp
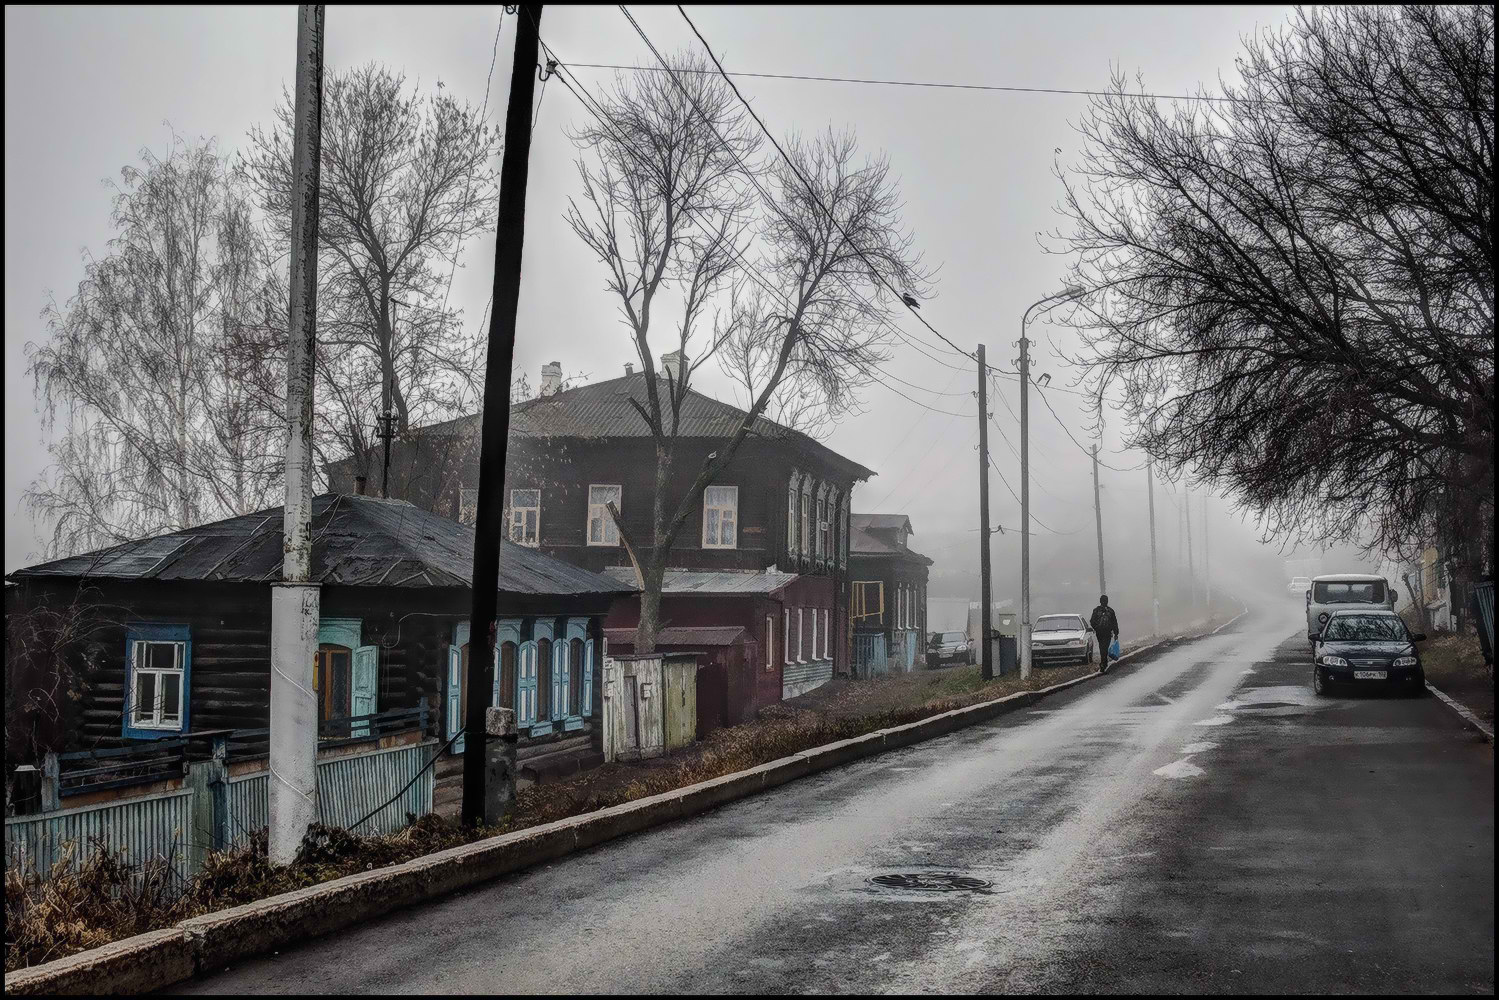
[1016,284,1083,680]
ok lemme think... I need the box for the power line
[1032,381,1146,472]
[563,60,1289,106]
[543,45,968,426]
[671,5,978,362]
[551,10,980,432]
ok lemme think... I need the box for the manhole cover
[868,872,992,892]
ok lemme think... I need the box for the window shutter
[491,642,502,709]
[351,645,379,737]
[582,639,595,716]
[553,639,569,718]
[446,645,465,754]
[518,643,537,725]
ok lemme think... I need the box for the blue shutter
[582,639,595,716]
[351,645,378,736]
[492,642,502,709]
[517,642,538,726]
[446,644,465,754]
[553,640,569,720]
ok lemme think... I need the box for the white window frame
[458,488,479,527]
[784,608,790,664]
[702,485,739,549]
[797,608,806,662]
[787,480,798,554]
[810,607,818,663]
[799,490,811,557]
[766,615,775,671]
[821,608,830,660]
[130,639,186,730]
[509,488,541,547]
[587,485,622,546]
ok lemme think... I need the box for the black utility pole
[977,344,994,681]
[376,382,396,499]
[464,3,542,827]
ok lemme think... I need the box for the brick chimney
[624,362,634,376]
[660,349,685,383]
[540,360,562,397]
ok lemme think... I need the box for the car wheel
[1313,666,1330,697]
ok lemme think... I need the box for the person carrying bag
[1090,595,1121,675]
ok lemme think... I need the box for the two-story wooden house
[326,361,876,729]
[848,513,934,676]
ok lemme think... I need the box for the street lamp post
[1016,286,1083,680]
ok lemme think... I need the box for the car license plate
[1354,670,1387,680]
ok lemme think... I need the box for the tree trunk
[634,558,666,655]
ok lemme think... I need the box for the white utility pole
[1091,443,1106,597]
[269,3,324,866]
[1147,462,1159,636]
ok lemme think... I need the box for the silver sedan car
[1029,613,1096,666]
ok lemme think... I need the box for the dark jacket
[1090,604,1119,639]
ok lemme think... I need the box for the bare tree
[26,137,284,557]
[242,63,500,486]
[568,51,929,652]
[1056,5,1494,581]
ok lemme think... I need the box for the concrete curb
[2,619,1220,996]
[1425,680,1496,743]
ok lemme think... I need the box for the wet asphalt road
[177,606,1494,995]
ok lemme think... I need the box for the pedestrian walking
[1090,595,1120,674]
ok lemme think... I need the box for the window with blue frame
[123,624,191,739]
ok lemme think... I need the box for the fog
[915,444,1384,637]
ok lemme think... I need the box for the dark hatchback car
[1309,609,1427,697]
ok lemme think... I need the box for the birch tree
[568,52,929,652]
[26,137,283,557]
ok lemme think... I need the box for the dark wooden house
[848,514,934,675]
[326,363,876,720]
[4,494,636,796]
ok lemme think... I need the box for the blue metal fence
[7,727,438,887]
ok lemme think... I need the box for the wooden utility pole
[1185,487,1196,611]
[269,2,324,866]
[464,4,543,827]
[1091,443,1106,598]
[1203,493,1211,612]
[977,345,993,680]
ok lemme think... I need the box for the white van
[1306,573,1398,646]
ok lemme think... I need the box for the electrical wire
[671,6,976,361]
[563,60,1290,106]
[540,25,976,430]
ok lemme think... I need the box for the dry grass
[1417,631,1493,723]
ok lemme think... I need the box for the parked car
[1288,576,1311,597]
[1309,608,1426,697]
[927,630,972,667]
[1029,613,1095,667]
[1306,573,1397,648]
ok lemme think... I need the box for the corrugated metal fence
[6,739,437,884]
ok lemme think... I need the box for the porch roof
[601,566,799,596]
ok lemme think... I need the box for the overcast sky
[6,4,1312,600]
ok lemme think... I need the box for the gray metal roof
[601,565,799,595]
[9,494,637,598]
[852,513,915,534]
[407,373,876,481]
[603,625,747,648]
[849,521,934,565]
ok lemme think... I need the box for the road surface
[177,606,1495,994]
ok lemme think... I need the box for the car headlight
[1067,638,1084,646]
[1393,656,1417,668]
[1321,655,1349,668]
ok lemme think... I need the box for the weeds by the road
[1416,631,1493,724]
[4,627,1197,975]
